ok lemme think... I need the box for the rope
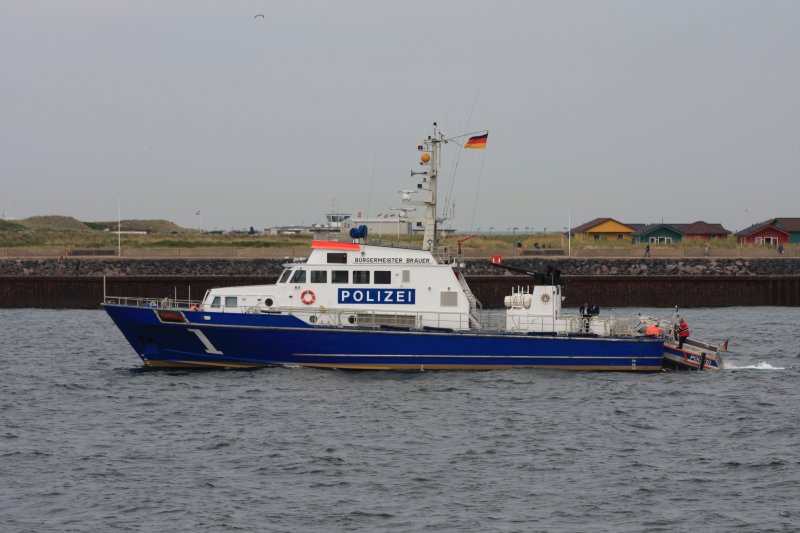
[443,92,480,224]
[468,149,486,232]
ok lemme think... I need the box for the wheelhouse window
[311,270,327,283]
[332,270,348,284]
[225,296,238,307]
[289,270,306,283]
[210,296,221,308]
[374,271,391,284]
[402,270,410,283]
[277,269,292,283]
[327,252,348,264]
[353,271,370,284]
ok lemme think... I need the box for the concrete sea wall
[2,257,799,277]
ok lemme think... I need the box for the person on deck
[675,316,690,349]
[645,323,662,336]
[589,303,600,316]
[579,302,591,332]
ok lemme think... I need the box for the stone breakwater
[463,258,800,276]
[1,257,798,277]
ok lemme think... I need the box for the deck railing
[104,295,648,336]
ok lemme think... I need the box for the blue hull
[105,305,664,371]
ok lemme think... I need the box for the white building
[341,215,415,236]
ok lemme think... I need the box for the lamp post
[117,197,121,257]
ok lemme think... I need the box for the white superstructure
[202,240,478,330]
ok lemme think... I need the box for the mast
[406,122,445,251]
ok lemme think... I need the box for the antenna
[399,189,416,202]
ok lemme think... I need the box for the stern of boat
[663,338,724,371]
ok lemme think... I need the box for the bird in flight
[254,13,264,18]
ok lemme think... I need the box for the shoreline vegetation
[0,215,794,257]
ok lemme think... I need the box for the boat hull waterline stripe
[144,360,659,371]
[294,353,662,361]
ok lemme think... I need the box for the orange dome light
[420,152,431,163]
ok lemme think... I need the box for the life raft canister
[300,290,316,305]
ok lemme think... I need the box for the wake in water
[725,360,785,370]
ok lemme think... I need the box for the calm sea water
[1,307,799,532]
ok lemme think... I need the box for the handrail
[103,295,203,309]
[104,294,650,337]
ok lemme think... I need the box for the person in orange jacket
[645,323,662,336]
[675,316,690,349]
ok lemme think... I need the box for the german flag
[464,132,488,149]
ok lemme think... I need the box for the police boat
[104,124,664,371]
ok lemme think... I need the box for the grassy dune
[0,230,312,249]
[0,216,788,253]
[84,219,191,233]
[0,220,27,231]
[18,216,92,231]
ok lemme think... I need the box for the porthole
[265,298,274,307]
[309,315,317,324]
[347,315,356,324]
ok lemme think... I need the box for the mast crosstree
[405,123,445,251]
[404,123,487,250]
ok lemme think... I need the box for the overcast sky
[2,0,798,233]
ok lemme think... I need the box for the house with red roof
[675,221,731,241]
[736,218,800,246]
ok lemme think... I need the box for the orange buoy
[420,152,431,163]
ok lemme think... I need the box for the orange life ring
[300,290,316,305]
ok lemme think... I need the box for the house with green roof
[632,221,731,244]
